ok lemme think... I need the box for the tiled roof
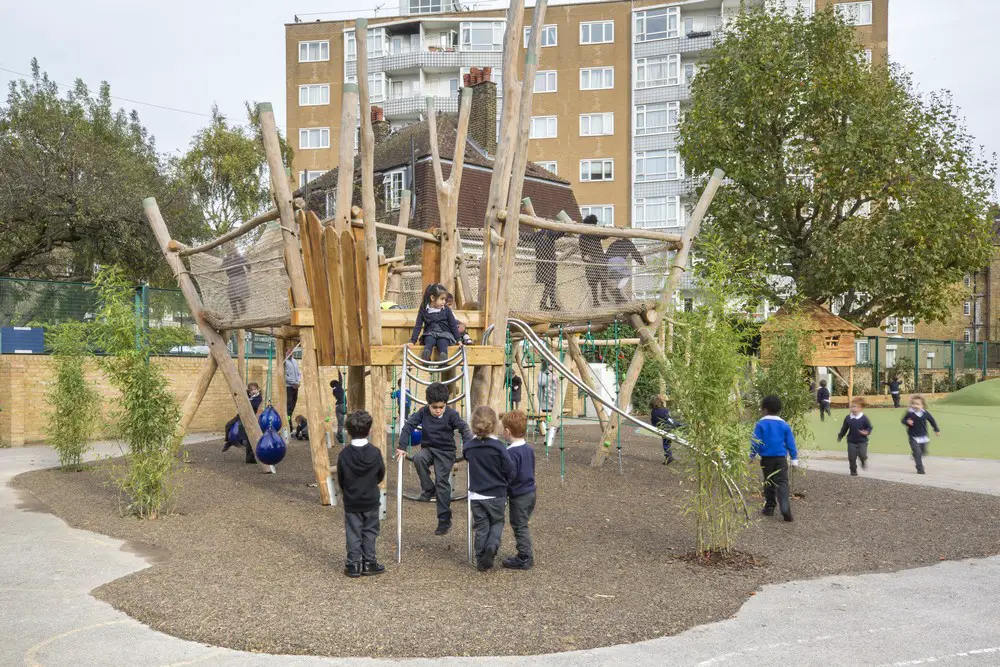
[761,300,862,333]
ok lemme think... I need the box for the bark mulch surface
[13,425,1000,658]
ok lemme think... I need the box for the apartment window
[534,70,557,93]
[964,301,972,316]
[964,273,972,288]
[298,170,325,188]
[529,116,558,139]
[345,28,385,61]
[634,102,679,135]
[580,159,614,182]
[524,25,557,47]
[345,73,385,103]
[855,339,870,364]
[836,1,873,26]
[885,316,898,334]
[634,196,681,229]
[902,317,915,335]
[580,113,614,137]
[580,21,614,44]
[580,67,614,90]
[299,128,330,150]
[409,0,442,14]
[299,41,330,63]
[461,21,504,52]
[635,7,680,42]
[780,0,815,16]
[635,55,681,88]
[580,205,613,227]
[298,84,330,106]
[535,161,557,175]
[635,150,681,182]
[683,297,693,312]
[683,63,697,83]
[861,49,873,66]
[384,170,405,211]
[964,329,972,343]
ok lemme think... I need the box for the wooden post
[385,190,412,303]
[174,354,217,447]
[356,20,391,514]
[567,335,609,431]
[591,169,725,467]
[848,366,855,407]
[273,337,288,424]
[333,83,360,233]
[143,199,272,473]
[236,330,246,380]
[257,103,334,505]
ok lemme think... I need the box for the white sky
[1,0,998,180]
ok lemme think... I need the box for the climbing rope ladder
[395,345,474,566]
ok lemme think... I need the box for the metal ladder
[395,344,474,566]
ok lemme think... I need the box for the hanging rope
[264,332,274,406]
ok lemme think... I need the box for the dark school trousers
[818,401,831,420]
[412,446,456,524]
[760,456,791,517]
[909,437,928,473]
[335,404,347,443]
[891,392,901,408]
[421,335,450,361]
[508,491,536,559]
[344,510,380,565]
[286,385,299,418]
[847,439,869,474]
[471,497,506,561]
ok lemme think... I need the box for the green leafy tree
[44,322,101,470]
[176,103,292,236]
[0,60,206,282]
[92,266,181,519]
[680,8,996,328]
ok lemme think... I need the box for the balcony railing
[633,31,722,59]
[383,94,458,117]
[346,49,503,77]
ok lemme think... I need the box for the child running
[409,283,462,361]
[902,394,940,475]
[336,411,386,578]
[750,395,798,522]
[816,379,831,421]
[396,382,473,535]
[650,394,675,465]
[463,406,514,571]
[837,397,873,476]
[501,409,536,570]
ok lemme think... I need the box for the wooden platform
[370,345,505,366]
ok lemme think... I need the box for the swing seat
[399,453,468,503]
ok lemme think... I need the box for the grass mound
[937,378,1000,406]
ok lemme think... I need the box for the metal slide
[396,345,474,566]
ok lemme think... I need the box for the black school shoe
[344,563,362,578]
[418,491,435,502]
[362,560,385,576]
[434,522,451,536]
[478,544,498,571]
[502,554,533,570]
[783,512,794,522]
[860,458,868,470]
[762,507,775,517]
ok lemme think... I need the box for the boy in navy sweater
[650,394,676,465]
[750,395,798,522]
[395,382,473,535]
[837,397,873,476]
[902,395,940,474]
[816,380,831,421]
[501,410,536,570]
[336,411,386,578]
[463,406,514,571]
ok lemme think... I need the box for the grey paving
[805,451,1000,496]
[3,441,1000,666]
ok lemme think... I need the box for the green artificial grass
[937,378,1000,406]
[806,402,1000,460]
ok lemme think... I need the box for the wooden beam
[174,350,219,448]
[370,345,505,366]
[429,88,473,293]
[273,337,288,422]
[144,198,272,474]
[236,329,246,379]
[258,103,335,504]
[341,218,438,243]
[173,200,304,257]
[333,83,359,233]
[505,211,683,245]
[567,335,609,431]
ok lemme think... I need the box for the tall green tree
[0,60,205,282]
[176,103,292,236]
[680,8,996,328]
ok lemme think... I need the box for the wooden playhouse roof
[760,300,862,334]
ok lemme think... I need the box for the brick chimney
[465,67,497,156]
[371,106,390,145]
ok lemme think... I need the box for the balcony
[346,49,504,77]
[633,31,722,59]
[383,94,458,118]
[633,178,699,200]
[634,82,691,105]
[632,132,681,153]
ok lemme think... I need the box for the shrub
[92,267,181,519]
[44,322,100,470]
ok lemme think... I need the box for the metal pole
[914,338,920,392]
[462,347,473,567]
[950,340,956,388]
[396,347,408,564]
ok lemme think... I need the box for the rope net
[187,225,292,330]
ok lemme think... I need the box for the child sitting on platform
[337,410,386,578]
[501,409,536,571]
[409,283,463,361]
[223,382,263,464]
[396,382,473,536]
[463,405,514,571]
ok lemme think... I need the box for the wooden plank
[291,309,315,327]
[340,231,364,366]
[324,225,348,366]
[300,211,335,365]
[379,309,485,329]
[354,228,371,365]
[370,345,506,366]
[507,211,683,245]
[421,234,441,292]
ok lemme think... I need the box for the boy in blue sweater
[395,382,473,535]
[501,410,536,570]
[463,405,514,571]
[750,395,798,522]
[901,395,940,475]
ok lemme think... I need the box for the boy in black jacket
[837,397,873,476]
[501,409,536,570]
[336,411,386,578]
[902,395,940,474]
[816,379,831,421]
[464,405,514,571]
[395,382,473,535]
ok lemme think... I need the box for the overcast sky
[1,0,997,181]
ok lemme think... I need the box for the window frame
[534,161,558,175]
[298,83,331,106]
[383,170,405,211]
[460,21,505,52]
[579,158,614,182]
[298,40,330,63]
[885,316,899,335]
[634,6,680,42]
[580,112,614,137]
[580,205,614,227]
[634,54,681,89]
[964,330,972,343]
[855,339,870,364]
[298,170,325,188]
[529,115,558,140]
[580,66,614,90]
[964,301,972,316]
[902,317,916,335]
[524,24,557,48]
[634,149,681,182]
[633,196,681,229]
[836,1,873,26]
[580,20,614,45]
[634,101,679,136]
[409,0,442,14]
[298,127,331,150]
[534,70,557,93]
